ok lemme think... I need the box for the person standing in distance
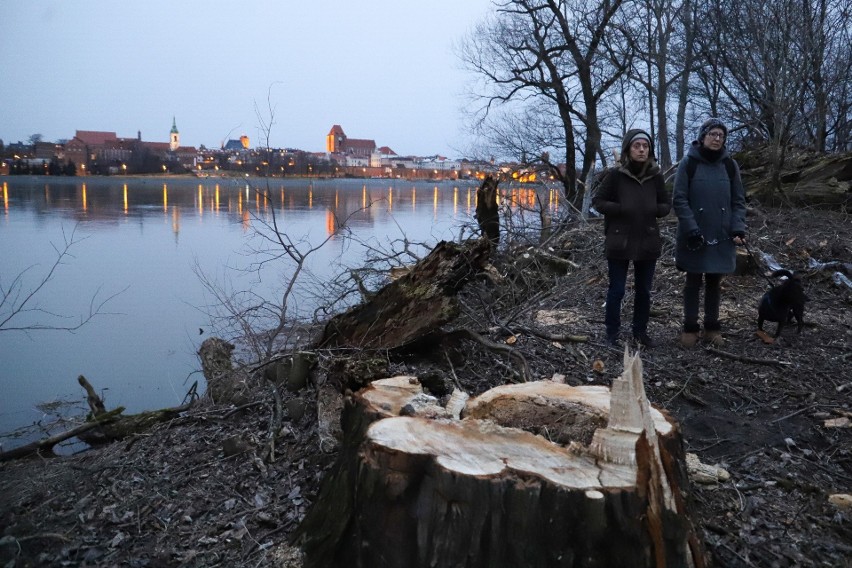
[593,129,671,348]
[673,118,747,347]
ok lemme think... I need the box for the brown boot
[679,331,700,347]
[703,330,724,346]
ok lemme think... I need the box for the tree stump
[198,337,250,405]
[296,351,705,568]
[315,239,490,350]
[476,174,500,245]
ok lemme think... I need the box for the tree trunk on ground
[295,351,705,568]
[738,147,852,206]
[0,408,123,462]
[1,376,196,461]
[315,239,490,350]
[75,375,194,445]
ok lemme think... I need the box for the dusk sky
[1,1,494,157]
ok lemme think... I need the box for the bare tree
[796,0,852,152]
[0,225,122,333]
[673,0,697,161]
[621,0,694,167]
[460,0,630,209]
[691,0,808,193]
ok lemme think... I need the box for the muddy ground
[1,206,850,567]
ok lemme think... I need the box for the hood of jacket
[687,139,731,164]
[619,128,660,181]
[621,128,655,160]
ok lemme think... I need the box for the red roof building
[325,125,376,157]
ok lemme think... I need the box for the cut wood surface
[297,351,704,568]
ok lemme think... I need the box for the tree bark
[296,352,705,568]
[475,175,500,246]
[0,408,123,462]
[315,239,490,350]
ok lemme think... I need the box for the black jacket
[593,161,671,261]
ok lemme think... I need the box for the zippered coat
[593,130,671,261]
[673,142,747,273]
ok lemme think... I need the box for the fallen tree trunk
[738,147,852,206]
[0,408,123,462]
[296,350,705,568]
[315,239,490,350]
[75,375,195,445]
[1,375,197,461]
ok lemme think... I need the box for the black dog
[757,270,807,337]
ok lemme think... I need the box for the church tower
[326,125,346,153]
[169,117,180,151]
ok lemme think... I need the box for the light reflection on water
[0,177,469,442]
[0,176,556,449]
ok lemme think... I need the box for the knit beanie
[620,129,654,164]
[698,118,728,142]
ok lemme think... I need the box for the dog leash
[742,240,777,288]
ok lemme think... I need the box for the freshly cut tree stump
[297,352,705,568]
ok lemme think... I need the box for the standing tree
[795,0,852,152]
[695,0,810,194]
[622,0,694,168]
[460,0,630,209]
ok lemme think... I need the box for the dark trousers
[683,272,723,331]
[605,258,656,337]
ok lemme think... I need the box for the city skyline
[0,1,494,158]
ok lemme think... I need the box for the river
[1,175,516,448]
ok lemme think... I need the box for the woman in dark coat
[672,118,747,347]
[593,129,671,347]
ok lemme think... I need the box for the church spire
[169,116,180,151]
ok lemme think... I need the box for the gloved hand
[686,229,704,250]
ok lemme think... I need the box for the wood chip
[828,494,852,510]
[823,417,851,428]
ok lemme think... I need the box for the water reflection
[0,176,563,447]
[0,177,565,231]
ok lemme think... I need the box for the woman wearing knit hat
[592,129,671,348]
[672,118,747,347]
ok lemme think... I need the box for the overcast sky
[0,1,494,157]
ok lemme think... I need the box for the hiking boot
[633,331,655,348]
[679,331,700,348]
[606,333,620,347]
[703,330,724,347]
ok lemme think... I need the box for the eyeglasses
[706,132,725,139]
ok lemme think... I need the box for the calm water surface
[0,175,500,447]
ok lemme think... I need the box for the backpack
[684,155,736,186]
